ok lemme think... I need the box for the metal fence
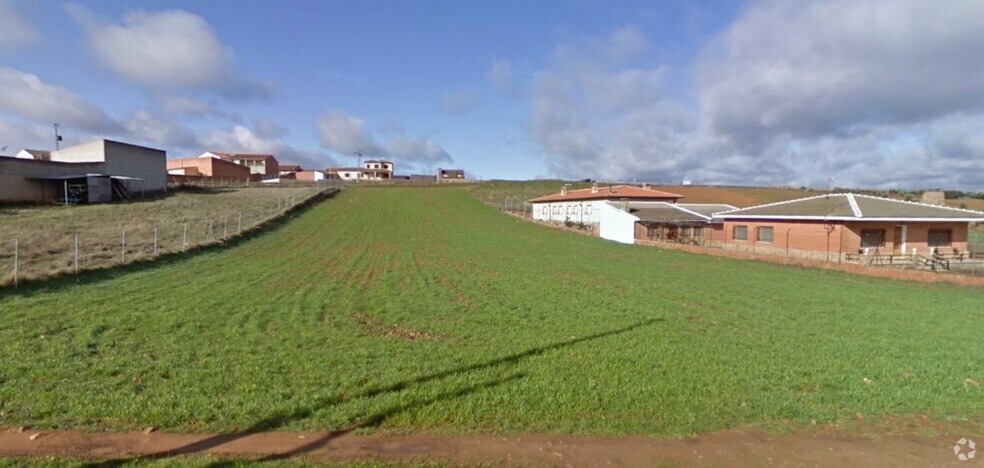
[0,187,333,287]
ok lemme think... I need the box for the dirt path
[1,425,977,466]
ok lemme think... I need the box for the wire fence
[0,186,333,287]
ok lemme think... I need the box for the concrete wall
[532,200,606,225]
[596,203,639,244]
[51,140,167,193]
[296,170,325,181]
[102,141,167,192]
[0,157,104,203]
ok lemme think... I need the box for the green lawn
[0,186,981,437]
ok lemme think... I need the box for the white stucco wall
[531,200,605,225]
[596,202,639,244]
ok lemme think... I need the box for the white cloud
[439,89,477,115]
[0,118,51,153]
[315,110,384,156]
[0,67,112,131]
[487,59,516,94]
[0,0,42,54]
[203,122,335,169]
[316,109,451,169]
[699,0,984,143]
[66,4,270,98]
[527,4,984,190]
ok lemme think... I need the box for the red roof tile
[530,185,684,203]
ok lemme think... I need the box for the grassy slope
[0,187,981,437]
[0,186,322,284]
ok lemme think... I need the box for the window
[573,205,581,215]
[860,229,885,248]
[567,205,574,215]
[756,226,774,243]
[541,206,548,216]
[553,206,561,215]
[647,226,658,238]
[733,225,748,240]
[928,229,952,247]
[681,226,691,237]
[584,205,593,216]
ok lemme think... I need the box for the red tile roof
[530,185,684,203]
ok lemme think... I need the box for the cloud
[487,59,516,94]
[315,110,384,156]
[154,94,239,121]
[439,89,477,115]
[66,4,270,98]
[0,67,113,131]
[203,121,335,168]
[699,0,984,144]
[527,5,984,190]
[0,118,52,152]
[0,0,42,54]
[316,109,452,169]
[384,134,451,166]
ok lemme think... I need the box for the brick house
[167,157,252,182]
[712,194,984,261]
[199,152,280,177]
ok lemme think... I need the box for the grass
[0,185,326,285]
[0,186,981,438]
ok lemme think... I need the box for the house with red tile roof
[530,183,683,227]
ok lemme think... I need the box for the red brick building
[713,194,984,261]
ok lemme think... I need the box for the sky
[0,0,982,190]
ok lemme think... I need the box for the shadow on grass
[87,317,662,466]
[0,188,339,299]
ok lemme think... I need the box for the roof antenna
[53,123,62,150]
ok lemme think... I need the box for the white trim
[846,194,863,217]
[852,193,984,215]
[900,225,907,253]
[713,215,984,222]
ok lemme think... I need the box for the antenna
[53,123,62,150]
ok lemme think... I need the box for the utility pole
[354,151,363,183]
[53,123,62,150]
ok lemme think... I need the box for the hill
[0,186,981,438]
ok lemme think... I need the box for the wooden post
[223,216,228,239]
[153,227,158,255]
[13,238,18,288]
[74,233,79,274]
[183,224,188,251]
[238,213,242,234]
[121,229,126,264]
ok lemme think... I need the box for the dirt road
[1,424,978,466]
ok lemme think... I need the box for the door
[892,226,903,255]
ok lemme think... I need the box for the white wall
[596,202,639,244]
[531,200,605,225]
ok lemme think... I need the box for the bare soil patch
[0,423,976,466]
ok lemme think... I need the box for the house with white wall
[530,184,684,228]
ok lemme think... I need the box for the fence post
[208,220,213,243]
[74,233,79,275]
[223,216,228,239]
[183,224,188,251]
[13,238,18,288]
[121,229,126,264]
[238,213,243,234]
[153,227,158,256]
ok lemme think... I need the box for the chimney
[641,183,650,190]
[591,183,599,193]
[560,185,568,196]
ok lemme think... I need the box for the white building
[530,184,684,227]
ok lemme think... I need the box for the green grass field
[0,186,981,437]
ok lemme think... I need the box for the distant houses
[199,152,280,177]
[1,139,166,204]
[437,168,466,183]
[167,156,252,182]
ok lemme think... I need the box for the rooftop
[530,185,684,203]
[617,202,738,223]
[714,193,984,221]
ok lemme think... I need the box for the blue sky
[1,0,983,189]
